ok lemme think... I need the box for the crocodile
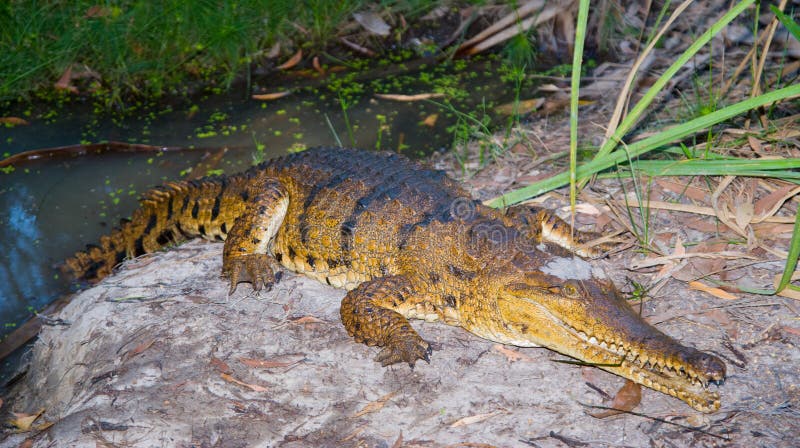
[65,147,725,412]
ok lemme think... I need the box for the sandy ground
[3,2,800,443]
[1,233,798,447]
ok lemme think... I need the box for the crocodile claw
[375,335,432,368]
[223,253,276,294]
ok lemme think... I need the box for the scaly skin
[65,147,726,412]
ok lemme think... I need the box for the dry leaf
[0,117,29,126]
[782,326,800,337]
[391,431,403,448]
[492,344,534,362]
[220,373,269,392]
[85,5,112,18]
[421,114,438,127]
[747,135,763,153]
[353,11,391,36]
[654,178,708,202]
[9,409,45,431]
[210,356,232,374]
[353,391,397,417]
[239,354,305,369]
[734,200,754,230]
[375,92,444,102]
[688,281,737,300]
[450,409,506,427]
[753,185,800,220]
[312,56,324,75]
[55,65,79,93]
[124,338,155,361]
[754,222,796,239]
[290,315,324,325]
[495,98,544,116]
[774,275,800,300]
[277,50,302,70]
[588,380,641,418]
[538,83,563,92]
[251,90,291,101]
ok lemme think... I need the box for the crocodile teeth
[589,336,598,345]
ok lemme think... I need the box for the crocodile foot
[223,253,276,293]
[375,334,432,368]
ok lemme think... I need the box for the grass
[0,0,449,106]
[485,0,800,297]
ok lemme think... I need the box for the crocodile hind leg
[505,205,609,257]
[222,178,289,293]
[340,276,432,367]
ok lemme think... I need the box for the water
[0,55,533,361]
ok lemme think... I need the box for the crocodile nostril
[695,352,726,380]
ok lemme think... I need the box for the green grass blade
[771,5,800,41]
[486,82,800,207]
[594,0,755,161]
[569,0,591,216]
[776,209,800,293]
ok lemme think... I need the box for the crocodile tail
[63,181,198,282]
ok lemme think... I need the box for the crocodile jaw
[546,307,723,412]
[493,283,725,413]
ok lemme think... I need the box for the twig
[579,404,729,440]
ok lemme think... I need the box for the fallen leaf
[374,92,445,102]
[54,66,79,93]
[277,49,302,70]
[391,431,403,448]
[450,409,506,427]
[782,326,800,337]
[353,391,397,417]
[689,281,737,300]
[220,373,269,392]
[85,5,112,18]
[290,315,324,325]
[774,275,800,300]
[353,11,391,36]
[123,338,155,361]
[339,37,377,57]
[747,135,763,153]
[0,117,29,126]
[312,56,324,75]
[492,344,534,362]
[654,178,708,202]
[538,83,563,92]
[685,413,710,428]
[239,354,305,369]
[421,114,438,127]
[734,199,754,230]
[495,97,544,116]
[251,90,291,101]
[9,409,44,431]
[210,356,232,374]
[588,380,641,418]
[18,439,33,448]
[753,185,800,220]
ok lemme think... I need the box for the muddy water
[0,56,533,364]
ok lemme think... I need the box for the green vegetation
[0,0,450,105]
[487,0,800,297]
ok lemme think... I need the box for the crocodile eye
[562,283,580,298]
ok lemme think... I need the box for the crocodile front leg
[506,204,609,257]
[223,178,288,293]
[340,276,432,367]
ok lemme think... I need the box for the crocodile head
[482,248,726,412]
